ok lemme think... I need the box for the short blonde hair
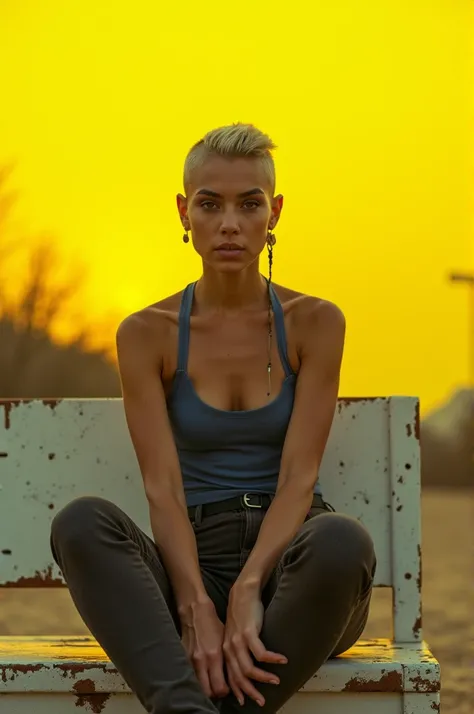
[183,122,277,195]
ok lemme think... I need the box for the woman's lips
[215,247,244,258]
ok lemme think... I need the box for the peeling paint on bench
[1,565,64,588]
[2,398,62,430]
[343,670,403,692]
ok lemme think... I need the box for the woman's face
[177,155,283,273]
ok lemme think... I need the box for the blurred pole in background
[449,272,474,388]
[449,272,474,470]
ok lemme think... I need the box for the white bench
[0,397,440,713]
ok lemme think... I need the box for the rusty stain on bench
[343,670,403,692]
[2,398,62,429]
[1,565,63,588]
[71,677,112,713]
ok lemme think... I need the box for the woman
[50,122,376,714]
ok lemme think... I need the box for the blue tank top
[167,280,323,507]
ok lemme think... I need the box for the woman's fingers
[226,655,265,707]
[227,668,245,707]
[236,644,279,686]
[223,630,288,705]
[193,657,212,699]
[248,635,288,665]
[208,650,230,699]
[224,634,283,706]
[193,650,230,699]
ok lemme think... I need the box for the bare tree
[7,240,85,330]
[0,164,21,312]
[0,164,120,398]
[1,240,88,393]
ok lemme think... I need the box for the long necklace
[266,238,275,397]
[267,283,273,397]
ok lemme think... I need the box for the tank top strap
[269,283,294,378]
[177,282,196,372]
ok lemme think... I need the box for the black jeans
[50,496,376,714]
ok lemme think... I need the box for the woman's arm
[235,298,346,593]
[223,298,346,706]
[116,312,229,700]
[116,312,207,608]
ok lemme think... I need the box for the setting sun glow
[0,1,472,413]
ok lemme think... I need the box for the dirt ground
[1,488,472,712]
[363,488,473,713]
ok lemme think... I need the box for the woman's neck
[194,267,268,314]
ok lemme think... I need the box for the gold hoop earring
[183,230,189,244]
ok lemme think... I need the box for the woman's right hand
[180,596,230,700]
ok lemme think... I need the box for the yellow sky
[0,1,472,413]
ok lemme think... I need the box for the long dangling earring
[266,230,276,397]
[267,231,276,281]
[183,230,189,243]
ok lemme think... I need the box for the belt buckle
[243,493,262,509]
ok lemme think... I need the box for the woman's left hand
[223,583,287,707]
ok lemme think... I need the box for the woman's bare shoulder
[271,281,343,323]
[116,289,185,351]
[272,282,345,364]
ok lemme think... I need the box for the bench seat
[0,635,440,713]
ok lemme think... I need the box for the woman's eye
[200,200,260,210]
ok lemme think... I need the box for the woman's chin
[204,257,249,272]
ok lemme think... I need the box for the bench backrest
[0,396,422,643]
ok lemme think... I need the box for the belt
[187,492,328,521]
